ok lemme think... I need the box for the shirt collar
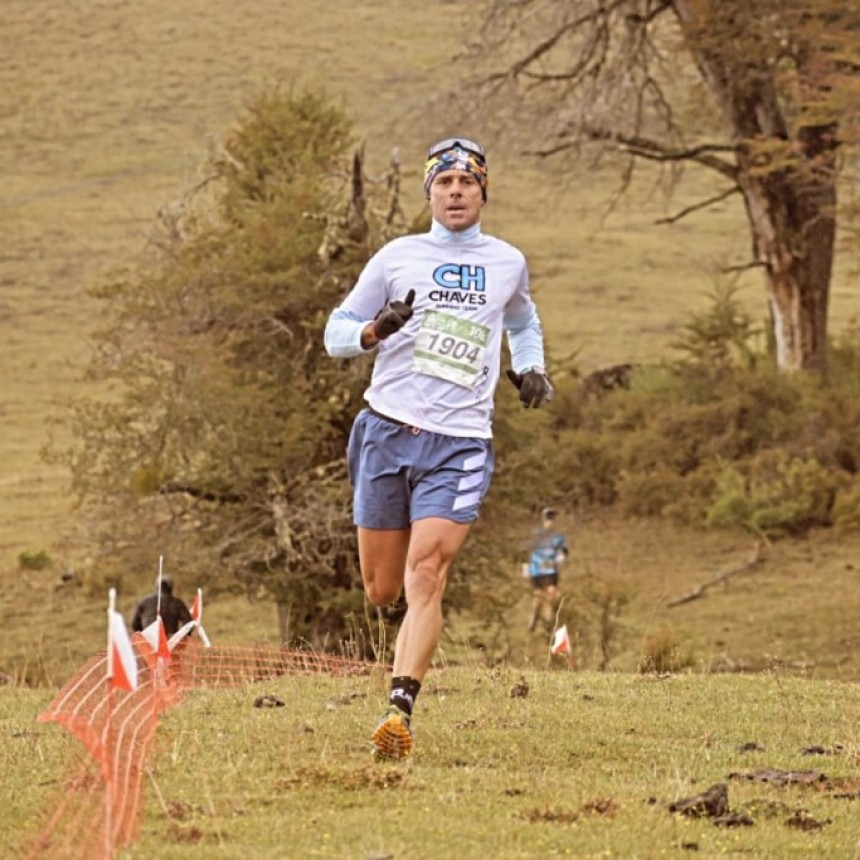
[430,219,481,243]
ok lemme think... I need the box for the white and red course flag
[550,624,571,656]
[190,588,212,648]
[141,616,171,660]
[168,620,196,651]
[108,609,139,691]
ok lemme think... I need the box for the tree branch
[483,5,615,83]
[655,185,742,224]
[598,129,739,178]
[625,0,672,27]
[159,481,245,504]
[723,260,768,274]
[668,542,765,608]
[527,128,738,179]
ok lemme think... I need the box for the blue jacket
[527,527,569,577]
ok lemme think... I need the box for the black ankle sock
[389,676,421,717]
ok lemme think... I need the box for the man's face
[428,169,485,231]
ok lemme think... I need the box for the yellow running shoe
[372,706,413,761]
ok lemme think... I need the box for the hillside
[0,0,759,568]
[3,0,860,689]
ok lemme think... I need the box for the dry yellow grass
[0,0,451,565]
[3,0,860,575]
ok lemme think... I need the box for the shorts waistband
[365,406,422,434]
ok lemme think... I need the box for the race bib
[411,310,490,388]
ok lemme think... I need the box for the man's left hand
[505,368,554,408]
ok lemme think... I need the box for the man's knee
[365,580,401,607]
[405,555,448,606]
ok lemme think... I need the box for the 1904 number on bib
[411,310,490,388]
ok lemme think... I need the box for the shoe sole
[372,714,413,761]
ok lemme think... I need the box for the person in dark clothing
[131,576,192,637]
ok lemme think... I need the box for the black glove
[373,289,415,340]
[506,368,554,408]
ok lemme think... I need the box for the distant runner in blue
[524,507,569,633]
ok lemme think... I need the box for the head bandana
[423,146,489,201]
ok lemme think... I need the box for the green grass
[3,7,860,853]
[5,667,860,858]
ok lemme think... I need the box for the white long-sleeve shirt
[324,220,546,438]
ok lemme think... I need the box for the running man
[523,507,569,633]
[324,136,553,760]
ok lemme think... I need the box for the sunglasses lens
[428,137,485,159]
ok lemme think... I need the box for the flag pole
[193,587,212,648]
[546,597,564,670]
[156,555,164,617]
[107,588,116,682]
[104,589,116,859]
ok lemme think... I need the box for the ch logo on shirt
[433,264,486,291]
[430,264,487,306]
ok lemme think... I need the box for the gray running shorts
[347,409,495,529]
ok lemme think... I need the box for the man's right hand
[373,289,415,340]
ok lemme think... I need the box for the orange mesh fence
[23,636,374,859]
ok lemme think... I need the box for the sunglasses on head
[427,137,486,160]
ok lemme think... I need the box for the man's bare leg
[528,591,544,632]
[543,584,560,632]
[357,526,410,606]
[360,517,471,758]
[359,517,471,679]
[392,516,471,681]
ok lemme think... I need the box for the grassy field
[8,0,860,571]
[3,7,860,855]
[5,0,860,681]
[4,665,860,858]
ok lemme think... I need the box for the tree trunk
[738,151,836,373]
[276,600,290,645]
[672,0,839,373]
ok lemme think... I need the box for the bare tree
[468,0,860,372]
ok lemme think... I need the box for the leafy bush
[581,577,632,671]
[706,454,837,537]
[671,279,760,371]
[832,479,860,533]
[544,430,619,507]
[616,466,715,525]
[18,550,52,571]
[505,290,860,542]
